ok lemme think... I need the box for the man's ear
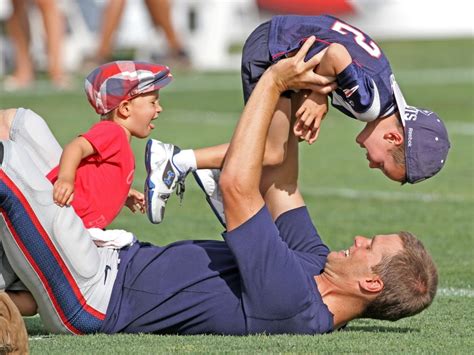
[117,100,131,118]
[359,276,384,293]
[383,131,403,147]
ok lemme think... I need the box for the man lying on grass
[0,38,437,339]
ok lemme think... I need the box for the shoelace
[175,171,189,205]
[176,179,185,204]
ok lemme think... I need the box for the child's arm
[293,43,352,144]
[53,137,95,207]
[293,89,328,144]
[125,188,145,214]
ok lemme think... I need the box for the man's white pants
[0,109,119,334]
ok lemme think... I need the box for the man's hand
[53,178,75,207]
[125,188,145,213]
[293,90,329,144]
[269,36,337,95]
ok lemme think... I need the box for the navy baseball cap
[391,75,450,184]
[85,61,173,114]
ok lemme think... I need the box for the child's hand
[293,90,328,144]
[53,178,75,207]
[126,188,145,214]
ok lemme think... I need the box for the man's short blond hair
[362,231,438,321]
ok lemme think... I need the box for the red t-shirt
[47,121,135,229]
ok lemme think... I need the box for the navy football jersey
[269,15,396,121]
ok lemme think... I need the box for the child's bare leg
[193,97,292,169]
[259,95,303,219]
[0,109,17,140]
[194,143,228,169]
[261,125,304,220]
[263,96,291,166]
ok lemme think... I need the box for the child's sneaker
[193,169,226,228]
[145,139,187,224]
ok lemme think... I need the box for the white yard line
[394,68,474,85]
[167,108,474,136]
[446,122,474,136]
[167,68,474,90]
[3,67,472,96]
[299,187,471,203]
[187,183,470,203]
[437,288,474,298]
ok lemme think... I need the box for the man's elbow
[219,171,255,204]
[219,172,242,200]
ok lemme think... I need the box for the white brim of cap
[390,74,408,128]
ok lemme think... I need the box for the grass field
[1,38,473,353]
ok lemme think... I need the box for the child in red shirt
[47,61,172,229]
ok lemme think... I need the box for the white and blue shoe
[193,169,226,228]
[145,139,186,224]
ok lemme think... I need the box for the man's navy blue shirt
[101,207,333,335]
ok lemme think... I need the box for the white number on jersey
[331,21,382,58]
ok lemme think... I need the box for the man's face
[327,234,404,279]
[356,120,405,182]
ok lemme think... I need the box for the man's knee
[0,109,16,140]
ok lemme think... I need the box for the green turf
[1,38,473,353]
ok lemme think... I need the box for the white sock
[173,149,197,174]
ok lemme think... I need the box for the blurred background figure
[87,0,189,68]
[4,0,68,90]
[256,0,354,15]
[0,0,471,80]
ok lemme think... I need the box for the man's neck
[314,273,365,329]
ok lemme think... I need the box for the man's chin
[327,251,344,260]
